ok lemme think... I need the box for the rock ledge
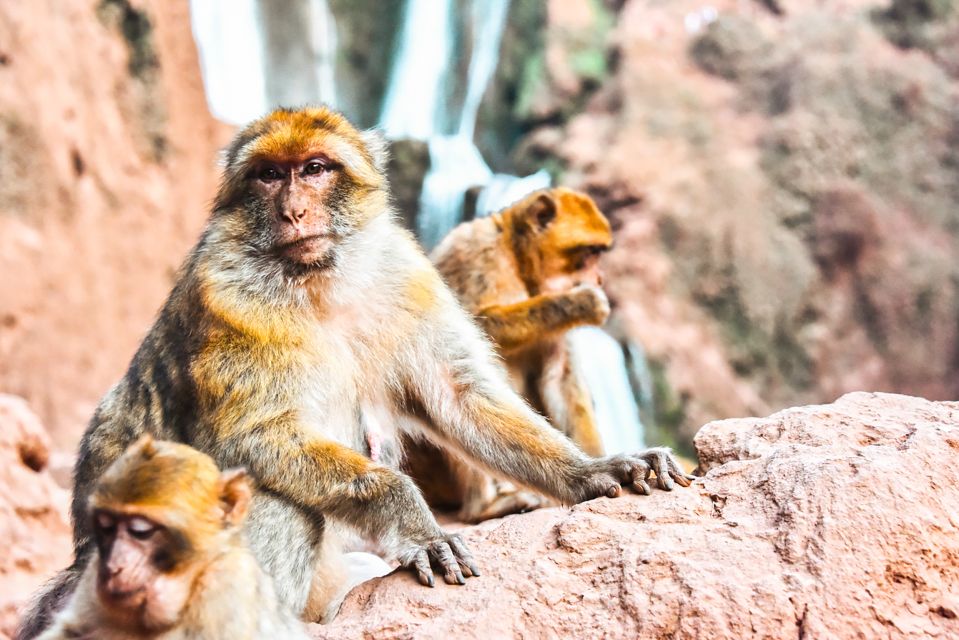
[312,392,959,640]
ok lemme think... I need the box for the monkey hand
[401,531,480,587]
[566,283,611,326]
[574,447,695,502]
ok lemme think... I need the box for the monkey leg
[298,523,392,624]
[451,455,546,523]
[220,422,479,589]
[245,493,323,618]
[538,339,605,457]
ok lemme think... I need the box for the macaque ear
[361,128,390,175]
[132,434,158,459]
[218,468,253,526]
[531,193,557,229]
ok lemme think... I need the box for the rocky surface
[310,392,959,639]
[0,0,229,449]
[0,396,71,640]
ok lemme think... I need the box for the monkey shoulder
[430,217,525,311]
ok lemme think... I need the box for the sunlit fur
[19,106,688,640]
[38,437,307,640]
[409,189,613,521]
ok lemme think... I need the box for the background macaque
[38,436,308,640]
[19,106,690,639]
[406,188,619,522]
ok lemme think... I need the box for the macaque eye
[95,512,116,533]
[127,516,158,540]
[303,160,328,176]
[257,165,283,182]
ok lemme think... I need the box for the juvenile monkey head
[88,436,252,632]
[504,188,613,295]
[213,106,390,276]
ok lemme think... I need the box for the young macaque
[38,436,308,640]
[407,188,627,521]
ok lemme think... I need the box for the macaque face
[538,243,608,295]
[247,154,342,267]
[216,107,388,277]
[535,193,612,295]
[92,509,191,631]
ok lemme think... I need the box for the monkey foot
[406,533,480,587]
[460,490,547,524]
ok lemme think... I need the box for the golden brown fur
[411,189,617,521]
[38,437,307,640]
[19,107,691,639]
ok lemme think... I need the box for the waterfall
[380,0,514,249]
[190,0,267,124]
[307,0,338,107]
[569,328,645,453]
[419,137,492,248]
[379,0,454,139]
[457,0,510,141]
[190,0,338,125]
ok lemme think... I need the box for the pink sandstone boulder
[0,395,71,640]
[310,392,959,639]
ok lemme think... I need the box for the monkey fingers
[638,448,695,491]
[407,534,480,588]
[412,549,435,587]
[447,534,480,578]
[429,540,466,585]
[630,465,653,496]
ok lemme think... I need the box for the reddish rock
[0,0,228,450]
[0,396,71,640]
[310,392,959,639]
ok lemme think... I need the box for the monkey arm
[477,285,609,352]
[216,420,478,586]
[408,317,693,505]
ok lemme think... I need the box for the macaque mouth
[275,233,336,266]
[102,584,147,605]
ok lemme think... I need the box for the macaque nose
[281,205,309,225]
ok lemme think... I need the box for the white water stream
[190,0,338,124]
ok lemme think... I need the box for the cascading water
[380,0,523,248]
[569,328,645,454]
[190,0,338,124]
[190,0,268,124]
[379,0,454,139]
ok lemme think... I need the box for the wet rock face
[310,392,959,639]
[0,395,71,640]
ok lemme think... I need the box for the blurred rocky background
[3,0,958,456]
[1,1,959,635]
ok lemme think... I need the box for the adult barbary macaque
[18,106,691,638]
[37,436,308,640]
[408,188,623,522]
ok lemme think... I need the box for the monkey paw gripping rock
[311,392,959,640]
[0,395,71,640]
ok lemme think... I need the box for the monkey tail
[15,559,85,640]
